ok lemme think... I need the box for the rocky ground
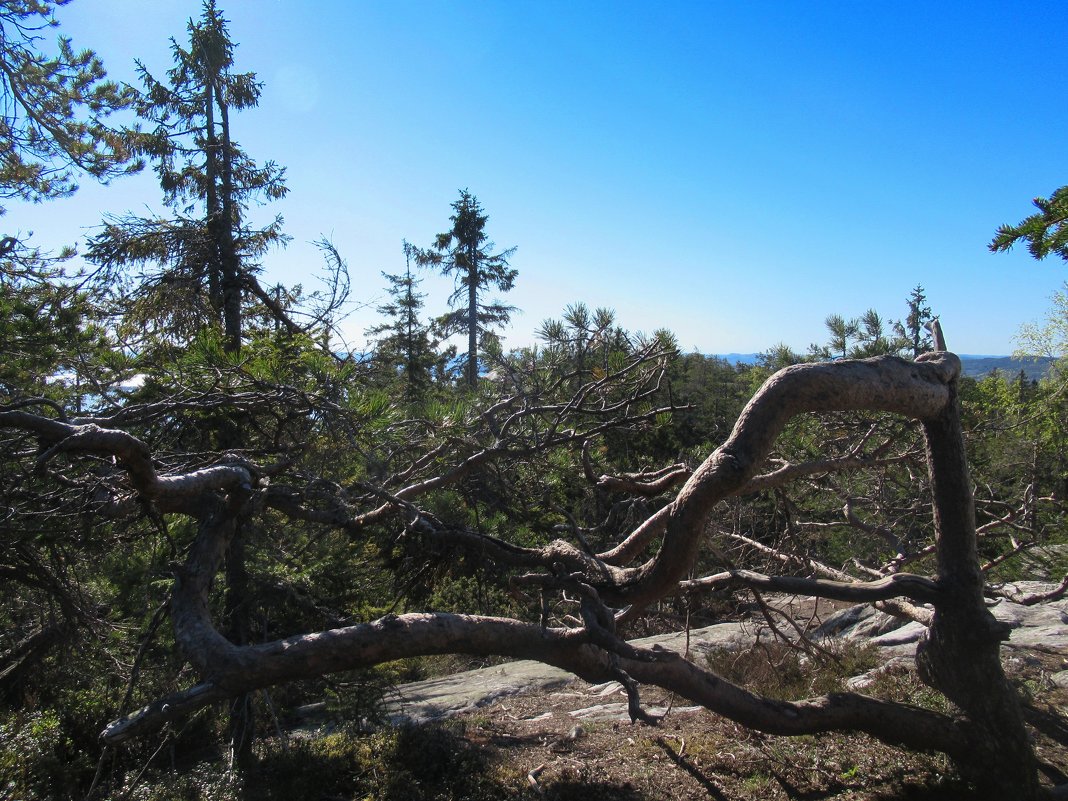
[284,585,1068,799]
[383,585,1068,725]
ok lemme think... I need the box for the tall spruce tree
[86,0,287,354]
[83,3,289,763]
[415,189,516,387]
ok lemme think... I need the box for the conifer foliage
[366,241,441,403]
[0,0,140,212]
[991,184,1068,262]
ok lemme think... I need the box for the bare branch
[596,354,958,606]
[680,569,941,605]
[987,575,1068,606]
[583,440,691,496]
[0,411,254,511]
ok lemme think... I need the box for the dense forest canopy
[2,2,1067,799]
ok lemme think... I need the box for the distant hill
[711,353,1055,381]
[716,353,761,365]
[957,355,1054,381]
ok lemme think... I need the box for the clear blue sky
[9,0,1068,356]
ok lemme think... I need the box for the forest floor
[259,589,1068,800]
[423,651,1067,801]
[256,644,1067,801]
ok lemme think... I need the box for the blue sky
[9,1,1068,355]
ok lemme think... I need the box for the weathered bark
[102,479,968,760]
[103,608,974,758]
[597,449,914,568]
[605,354,958,606]
[108,503,969,759]
[0,411,254,512]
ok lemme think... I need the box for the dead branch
[727,533,856,582]
[8,343,1049,794]
[0,411,254,512]
[873,599,933,625]
[987,574,1068,606]
[679,568,940,605]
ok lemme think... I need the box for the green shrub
[247,723,508,801]
[0,710,89,800]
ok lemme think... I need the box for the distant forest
[721,352,1055,381]
[957,355,1055,381]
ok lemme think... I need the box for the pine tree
[536,302,621,386]
[822,313,858,359]
[415,189,516,387]
[0,0,140,215]
[0,0,138,404]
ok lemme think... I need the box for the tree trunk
[217,89,241,355]
[224,519,254,768]
[55,351,1048,793]
[467,254,478,388]
[916,378,1040,797]
[203,80,222,314]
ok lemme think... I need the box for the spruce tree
[367,241,438,404]
[82,4,289,762]
[86,0,287,354]
[415,189,516,387]
[893,284,933,357]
